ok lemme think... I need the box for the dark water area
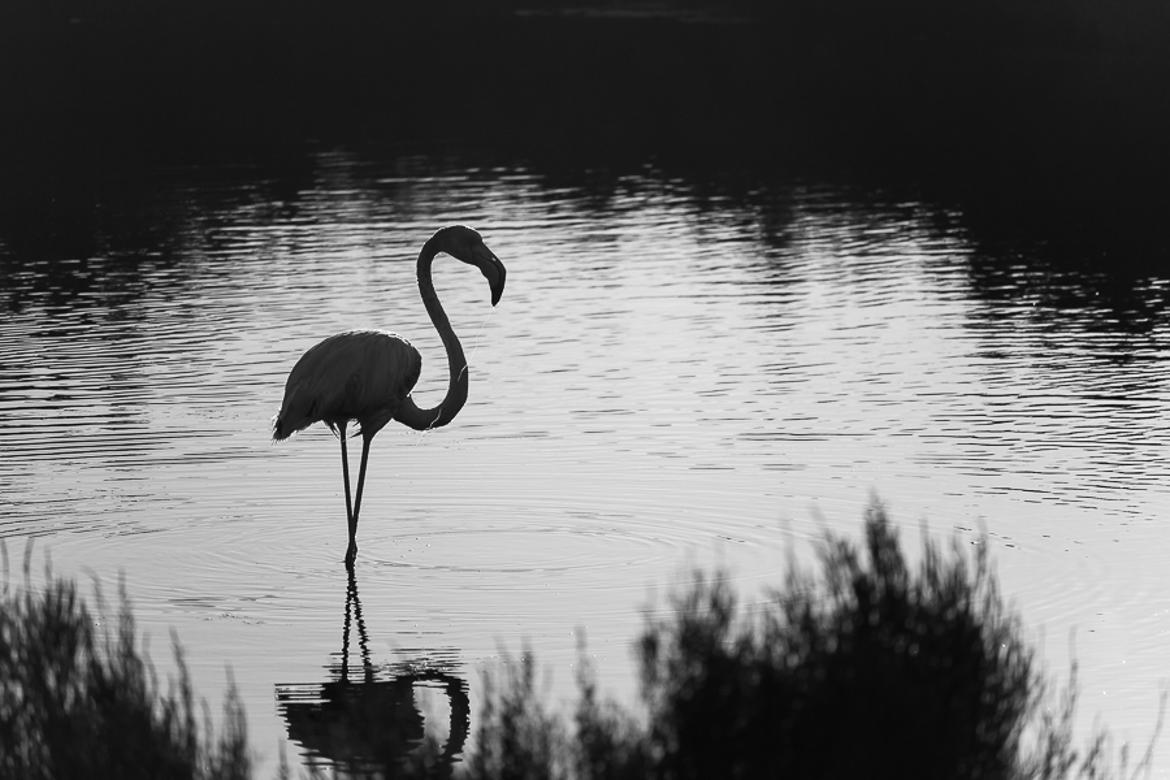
[4,0,1169,223]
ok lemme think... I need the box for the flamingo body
[274,330,422,442]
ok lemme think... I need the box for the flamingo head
[432,224,506,306]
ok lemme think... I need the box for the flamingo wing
[274,330,422,440]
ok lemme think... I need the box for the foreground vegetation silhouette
[0,563,249,780]
[2,504,1160,778]
[467,503,1159,780]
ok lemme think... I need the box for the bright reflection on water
[2,151,1169,771]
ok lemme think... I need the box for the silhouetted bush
[0,564,249,780]
[467,502,1159,779]
[641,502,1032,777]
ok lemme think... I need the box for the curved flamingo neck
[394,237,469,431]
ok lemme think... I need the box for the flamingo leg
[346,431,373,567]
[336,421,354,540]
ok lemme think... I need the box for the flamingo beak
[476,245,506,306]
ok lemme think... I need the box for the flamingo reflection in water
[276,567,471,773]
[273,226,506,566]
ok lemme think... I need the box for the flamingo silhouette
[273,225,506,566]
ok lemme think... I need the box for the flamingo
[273,225,506,566]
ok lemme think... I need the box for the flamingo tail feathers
[273,384,317,441]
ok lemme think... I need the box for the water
[2,149,1169,772]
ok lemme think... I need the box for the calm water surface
[2,151,1169,771]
